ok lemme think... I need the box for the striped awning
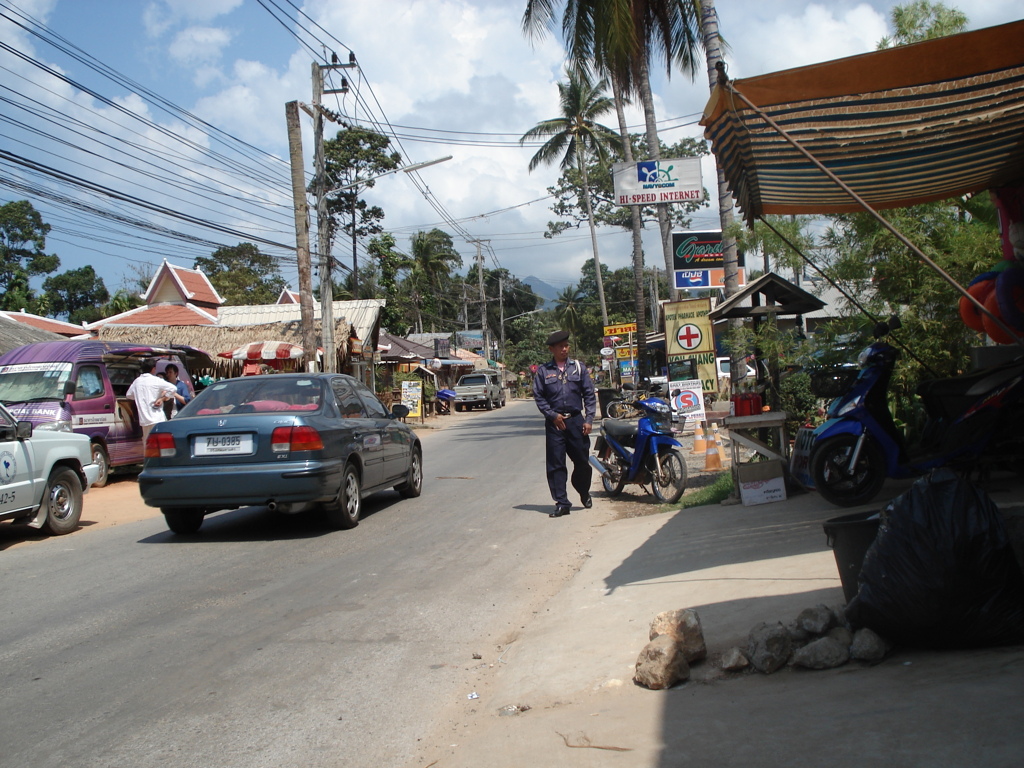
[701,19,1024,226]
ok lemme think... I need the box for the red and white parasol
[217,341,305,361]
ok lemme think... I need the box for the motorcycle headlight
[35,419,72,433]
[835,395,864,417]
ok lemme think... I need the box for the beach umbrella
[217,341,305,361]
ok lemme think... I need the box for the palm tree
[554,283,587,340]
[520,68,621,327]
[406,228,462,333]
[523,1,704,302]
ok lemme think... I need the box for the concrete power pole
[311,62,336,373]
[285,100,318,368]
[473,240,490,363]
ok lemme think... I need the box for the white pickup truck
[0,400,100,535]
[453,370,505,412]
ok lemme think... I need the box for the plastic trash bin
[823,511,881,603]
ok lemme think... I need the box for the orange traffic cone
[691,421,707,455]
[711,422,728,465]
[704,438,724,471]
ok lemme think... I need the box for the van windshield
[0,362,73,403]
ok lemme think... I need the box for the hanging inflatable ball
[960,271,997,332]
[995,265,1024,332]
[982,289,1021,344]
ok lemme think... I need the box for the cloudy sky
[0,0,1020,304]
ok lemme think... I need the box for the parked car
[453,370,504,411]
[0,401,100,536]
[0,340,207,487]
[138,373,422,535]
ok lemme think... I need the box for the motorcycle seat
[603,418,638,438]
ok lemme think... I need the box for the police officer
[533,330,597,518]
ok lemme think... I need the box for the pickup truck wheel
[486,397,493,411]
[325,463,361,529]
[91,443,110,488]
[41,468,83,536]
[163,508,204,534]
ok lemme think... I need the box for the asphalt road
[0,400,583,768]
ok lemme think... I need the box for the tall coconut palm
[554,283,587,340]
[520,68,621,327]
[523,1,705,304]
[407,228,462,333]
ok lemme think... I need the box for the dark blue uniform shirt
[533,358,597,424]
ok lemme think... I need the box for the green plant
[779,371,818,435]
[680,471,734,509]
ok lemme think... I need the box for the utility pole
[472,240,490,363]
[285,100,318,369]
[312,55,357,373]
[498,275,505,367]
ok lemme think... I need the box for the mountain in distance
[522,275,559,309]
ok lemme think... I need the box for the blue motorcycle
[808,321,1024,507]
[590,386,688,503]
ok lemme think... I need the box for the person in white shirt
[127,358,178,440]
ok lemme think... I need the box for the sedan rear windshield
[181,377,324,416]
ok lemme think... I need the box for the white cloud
[168,25,233,67]
[144,0,244,37]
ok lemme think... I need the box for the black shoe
[581,493,593,509]
[549,506,571,518]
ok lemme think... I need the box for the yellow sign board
[604,322,637,336]
[614,346,638,360]
[664,298,714,356]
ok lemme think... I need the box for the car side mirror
[16,420,33,439]
[391,404,410,419]
[63,380,76,398]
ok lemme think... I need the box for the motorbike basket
[809,367,859,399]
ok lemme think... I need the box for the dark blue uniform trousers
[545,413,592,508]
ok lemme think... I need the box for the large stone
[850,628,891,662]
[747,622,793,674]
[792,636,850,669]
[827,626,854,649]
[797,604,835,635]
[634,635,691,690]
[720,647,749,671]
[649,608,707,662]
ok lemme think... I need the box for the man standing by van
[127,358,177,440]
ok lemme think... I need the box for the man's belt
[558,410,581,417]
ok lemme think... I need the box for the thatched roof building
[0,314,65,355]
[96,318,351,376]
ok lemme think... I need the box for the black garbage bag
[845,468,1024,648]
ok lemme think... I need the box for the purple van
[0,341,205,486]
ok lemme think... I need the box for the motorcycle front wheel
[810,434,886,507]
[651,448,688,504]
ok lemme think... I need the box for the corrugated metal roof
[701,20,1024,225]
[218,299,384,343]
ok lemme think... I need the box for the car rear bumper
[138,459,345,509]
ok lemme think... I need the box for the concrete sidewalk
[422,475,1024,768]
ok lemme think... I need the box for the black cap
[546,330,570,346]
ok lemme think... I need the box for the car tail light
[271,426,324,453]
[145,432,176,458]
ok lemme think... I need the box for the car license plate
[195,434,253,456]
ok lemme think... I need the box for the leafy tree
[877,0,967,48]
[42,265,109,324]
[0,200,60,310]
[322,126,402,296]
[194,242,287,305]
[368,233,408,334]
[521,68,622,325]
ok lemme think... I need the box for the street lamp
[328,155,452,193]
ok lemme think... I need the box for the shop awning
[701,19,1024,226]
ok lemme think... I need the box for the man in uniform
[533,330,597,518]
